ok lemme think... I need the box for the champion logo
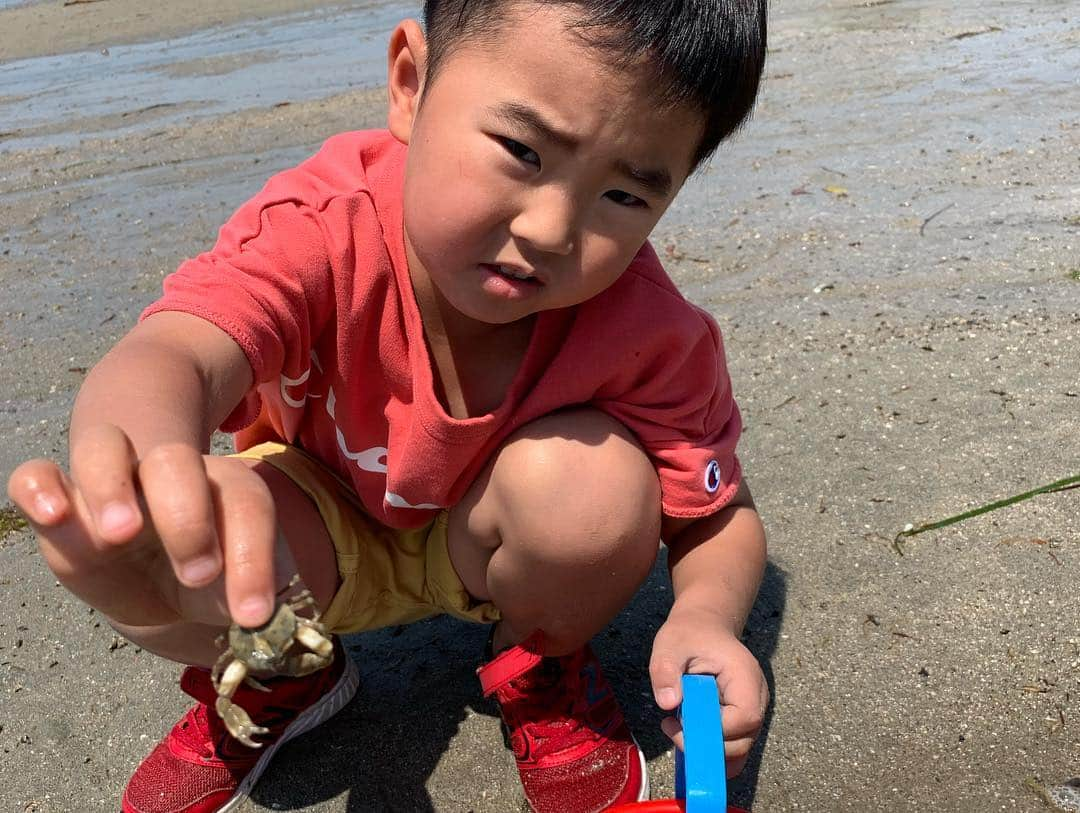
[704,459,722,494]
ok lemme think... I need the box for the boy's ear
[387,19,428,144]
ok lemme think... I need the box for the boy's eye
[605,189,647,208]
[499,137,541,168]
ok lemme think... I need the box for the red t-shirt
[143,130,742,529]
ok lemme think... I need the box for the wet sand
[1,1,1078,811]
[0,0,365,62]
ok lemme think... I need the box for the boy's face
[390,3,706,331]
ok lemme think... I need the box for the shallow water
[0,1,414,152]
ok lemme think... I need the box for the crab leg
[214,660,270,748]
[294,624,334,657]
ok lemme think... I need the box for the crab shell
[226,601,333,678]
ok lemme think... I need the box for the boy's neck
[408,260,501,346]
[409,262,537,419]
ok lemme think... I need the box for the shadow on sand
[249,551,787,811]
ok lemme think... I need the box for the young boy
[7,1,769,810]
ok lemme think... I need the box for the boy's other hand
[649,604,769,776]
[6,424,276,629]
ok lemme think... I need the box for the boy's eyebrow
[491,102,674,198]
[494,102,579,150]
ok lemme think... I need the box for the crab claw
[216,697,270,748]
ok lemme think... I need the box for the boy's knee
[489,409,661,565]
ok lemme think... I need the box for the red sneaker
[121,639,358,813]
[478,631,648,813]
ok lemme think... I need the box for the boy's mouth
[482,263,541,285]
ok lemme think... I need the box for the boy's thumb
[655,685,680,710]
[649,650,686,710]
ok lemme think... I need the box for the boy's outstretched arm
[650,479,769,776]
[69,311,250,456]
[5,311,276,629]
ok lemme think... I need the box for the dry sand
[1,0,1077,811]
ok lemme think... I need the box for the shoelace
[174,692,291,761]
[505,658,603,759]
[173,704,222,760]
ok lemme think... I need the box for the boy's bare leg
[447,409,661,657]
[10,455,339,668]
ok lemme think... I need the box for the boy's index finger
[138,444,221,588]
[68,423,144,544]
[210,460,278,628]
[716,671,767,741]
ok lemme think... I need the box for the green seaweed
[896,474,1080,545]
[0,504,29,543]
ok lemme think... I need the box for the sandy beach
[1,0,1077,811]
[0,0,353,62]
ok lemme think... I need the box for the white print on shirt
[279,351,323,408]
[384,490,441,510]
[326,387,388,473]
[309,374,443,511]
[704,459,722,494]
[280,368,310,408]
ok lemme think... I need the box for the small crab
[211,575,334,747]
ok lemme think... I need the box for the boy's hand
[649,603,769,776]
[6,423,276,629]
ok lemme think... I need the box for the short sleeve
[597,306,742,519]
[138,118,410,433]
[141,193,336,430]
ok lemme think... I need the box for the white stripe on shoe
[634,736,650,802]
[216,656,360,813]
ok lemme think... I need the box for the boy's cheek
[581,237,641,285]
[406,187,505,251]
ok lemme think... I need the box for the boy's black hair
[421,0,767,168]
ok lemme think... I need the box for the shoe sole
[215,656,361,813]
[633,736,650,803]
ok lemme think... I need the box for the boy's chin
[455,302,546,330]
[467,309,539,327]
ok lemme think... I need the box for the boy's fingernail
[656,687,678,708]
[237,597,272,627]
[180,556,220,586]
[33,493,63,521]
[99,501,137,535]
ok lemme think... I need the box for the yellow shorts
[231,442,500,634]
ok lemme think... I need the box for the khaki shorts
[232,442,500,634]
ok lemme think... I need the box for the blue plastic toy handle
[674,674,727,812]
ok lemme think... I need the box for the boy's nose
[509,187,578,256]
